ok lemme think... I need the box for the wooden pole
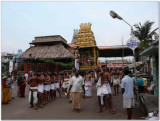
[30,63,32,71]
[13,62,15,72]
[55,64,57,71]
[121,36,124,67]
[94,48,96,66]
[26,63,28,73]
[24,62,26,75]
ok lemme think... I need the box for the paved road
[2,83,145,120]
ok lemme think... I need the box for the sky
[1,1,159,55]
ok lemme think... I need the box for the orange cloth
[2,81,11,104]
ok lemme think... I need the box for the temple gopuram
[75,22,100,70]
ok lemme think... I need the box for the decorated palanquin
[75,22,100,70]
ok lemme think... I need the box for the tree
[133,20,158,49]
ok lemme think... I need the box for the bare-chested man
[44,72,51,105]
[102,65,116,114]
[62,71,70,98]
[54,72,61,98]
[85,71,92,98]
[91,72,95,85]
[112,69,120,96]
[110,68,114,87]
[37,72,44,108]
[50,73,55,101]
[94,66,104,112]
[28,71,38,109]
[119,68,123,82]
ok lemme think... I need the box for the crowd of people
[2,65,135,119]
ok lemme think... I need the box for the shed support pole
[24,62,26,75]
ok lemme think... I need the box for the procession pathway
[2,83,145,120]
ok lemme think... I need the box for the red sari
[19,80,26,97]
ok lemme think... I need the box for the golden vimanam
[75,23,100,70]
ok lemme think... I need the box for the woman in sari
[19,76,26,97]
[2,76,11,104]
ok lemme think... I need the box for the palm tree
[133,20,158,49]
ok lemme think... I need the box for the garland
[39,59,74,68]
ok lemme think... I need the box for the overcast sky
[2,1,158,54]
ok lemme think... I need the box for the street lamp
[110,10,122,20]
[110,10,133,34]
[110,10,139,98]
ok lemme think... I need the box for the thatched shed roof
[30,35,67,45]
[17,44,74,60]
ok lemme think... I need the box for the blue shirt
[7,77,12,88]
[133,78,144,86]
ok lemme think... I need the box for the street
[2,83,145,120]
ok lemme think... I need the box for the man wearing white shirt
[121,69,134,120]
[25,72,29,81]
[69,71,85,112]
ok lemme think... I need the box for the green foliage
[133,20,158,49]
[132,20,158,61]
[2,61,10,73]
[39,59,74,69]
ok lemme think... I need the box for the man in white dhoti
[44,72,51,104]
[37,72,44,108]
[94,66,109,113]
[101,66,116,114]
[28,71,38,109]
[112,69,121,96]
[54,72,61,98]
[85,71,92,98]
[75,46,80,70]
[50,73,55,101]
[62,71,70,98]
[91,72,95,85]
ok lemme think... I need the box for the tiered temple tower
[75,23,96,48]
[75,22,99,70]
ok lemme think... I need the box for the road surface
[2,83,145,120]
